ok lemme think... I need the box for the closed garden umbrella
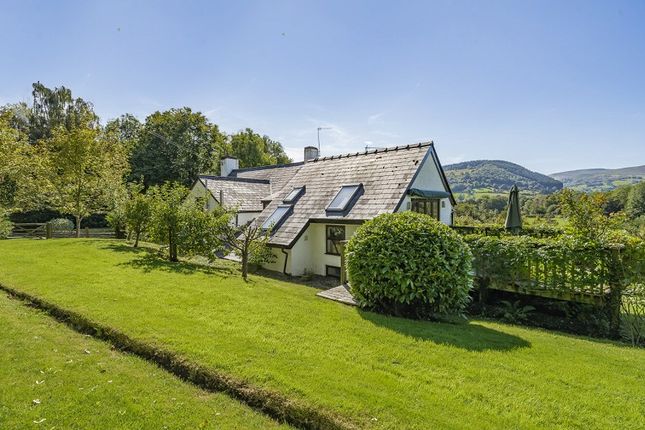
[505,184,522,232]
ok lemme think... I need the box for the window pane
[326,266,341,278]
[326,225,345,254]
[328,185,360,211]
[411,199,440,220]
[261,206,290,229]
[284,187,304,203]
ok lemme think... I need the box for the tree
[40,126,129,237]
[263,135,291,164]
[105,113,142,154]
[130,108,226,187]
[122,182,152,247]
[177,202,228,261]
[0,206,12,239]
[0,110,38,210]
[219,215,274,281]
[626,182,645,218]
[559,189,625,241]
[229,128,291,168]
[147,182,188,261]
[28,82,99,143]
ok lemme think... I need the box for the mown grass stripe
[0,283,355,430]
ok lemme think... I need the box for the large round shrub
[345,211,473,317]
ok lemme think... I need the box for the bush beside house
[346,211,473,319]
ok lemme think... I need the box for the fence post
[46,223,52,239]
[606,247,623,338]
[85,227,90,238]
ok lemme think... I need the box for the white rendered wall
[396,152,453,225]
[264,223,361,276]
[188,181,219,210]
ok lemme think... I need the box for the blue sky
[1,0,644,173]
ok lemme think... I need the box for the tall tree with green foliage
[0,110,38,210]
[229,128,291,168]
[28,82,99,143]
[105,113,142,154]
[40,126,129,237]
[130,108,226,187]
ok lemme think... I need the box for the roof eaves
[198,175,270,185]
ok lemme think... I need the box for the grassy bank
[0,239,643,429]
[0,292,287,429]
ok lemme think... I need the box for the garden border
[0,283,354,430]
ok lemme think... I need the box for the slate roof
[198,176,271,212]
[257,142,438,247]
[196,141,453,248]
[230,162,305,195]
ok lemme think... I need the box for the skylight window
[283,186,305,204]
[327,184,363,212]
[261,205,292,230]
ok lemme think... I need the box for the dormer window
[283,186,305,204]
[261,205,292,230]
[326,184,363,213]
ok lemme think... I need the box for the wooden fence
[11,223,115,239]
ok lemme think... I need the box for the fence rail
[11,223,115,239]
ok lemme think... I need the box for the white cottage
[190,141,455,277]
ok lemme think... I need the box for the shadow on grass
[358,310,531,352]
[100,242,155,255]
[254,268,338,290]
[103,243,235,277]
[120,253,235,276]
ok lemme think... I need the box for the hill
[550,165,645,191]
[444,160,563,196]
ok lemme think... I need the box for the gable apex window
[283,186,305,204]
[261,205,292,230]
[411,198,440,220]
[326,184,363,213]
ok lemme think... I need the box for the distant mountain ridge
[550,165,645,191]
[444,160,563,195]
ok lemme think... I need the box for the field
[1,239,644,429]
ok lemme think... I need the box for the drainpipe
[281,248,290,275]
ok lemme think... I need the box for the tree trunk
[75,216,82,238]
[168,227,178,262]
[134,230,140,248]
[241,251,249,281]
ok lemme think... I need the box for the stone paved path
[316,284,357,306]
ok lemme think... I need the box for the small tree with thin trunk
[148,182,187,261]
[219,215,274,281]
[40,126,128,237]
[124,182,152,247]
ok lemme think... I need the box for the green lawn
[0,290,287,429]
[1,239,644,429]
